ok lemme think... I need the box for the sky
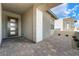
[50,3,79,27]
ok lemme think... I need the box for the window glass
[10,23,16,26]
[10,19,16,22]
[10,28,16,30]
[10,32,15,35]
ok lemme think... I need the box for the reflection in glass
[10,32,15,35]
[10,19,16,22]
[10,23,16,26]
[10,28,16,30]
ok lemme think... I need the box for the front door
[7,17,18,37]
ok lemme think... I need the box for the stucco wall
[2,10,21,39]
[0,3,2,44]
[32,5,36,42]
[32,4,56,42]
[21,7,33,41]
[17,4,57,43]
[43,12,52,39]
[36,8,43,42]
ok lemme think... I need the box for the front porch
[0,31,79,56]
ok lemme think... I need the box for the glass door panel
[10,19,16,22]
[7,17,18,37]
[10,28,16,31]
[10,31,16,35]
[10,23,16,26]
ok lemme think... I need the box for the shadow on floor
[1,37,34,47]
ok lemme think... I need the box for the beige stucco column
[33,4,60,43]
[33,5,43,43]
[0,3,2,45]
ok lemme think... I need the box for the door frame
[7,16,18,37]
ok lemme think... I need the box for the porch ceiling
[2,3,61,14]
[2,3,33,14]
